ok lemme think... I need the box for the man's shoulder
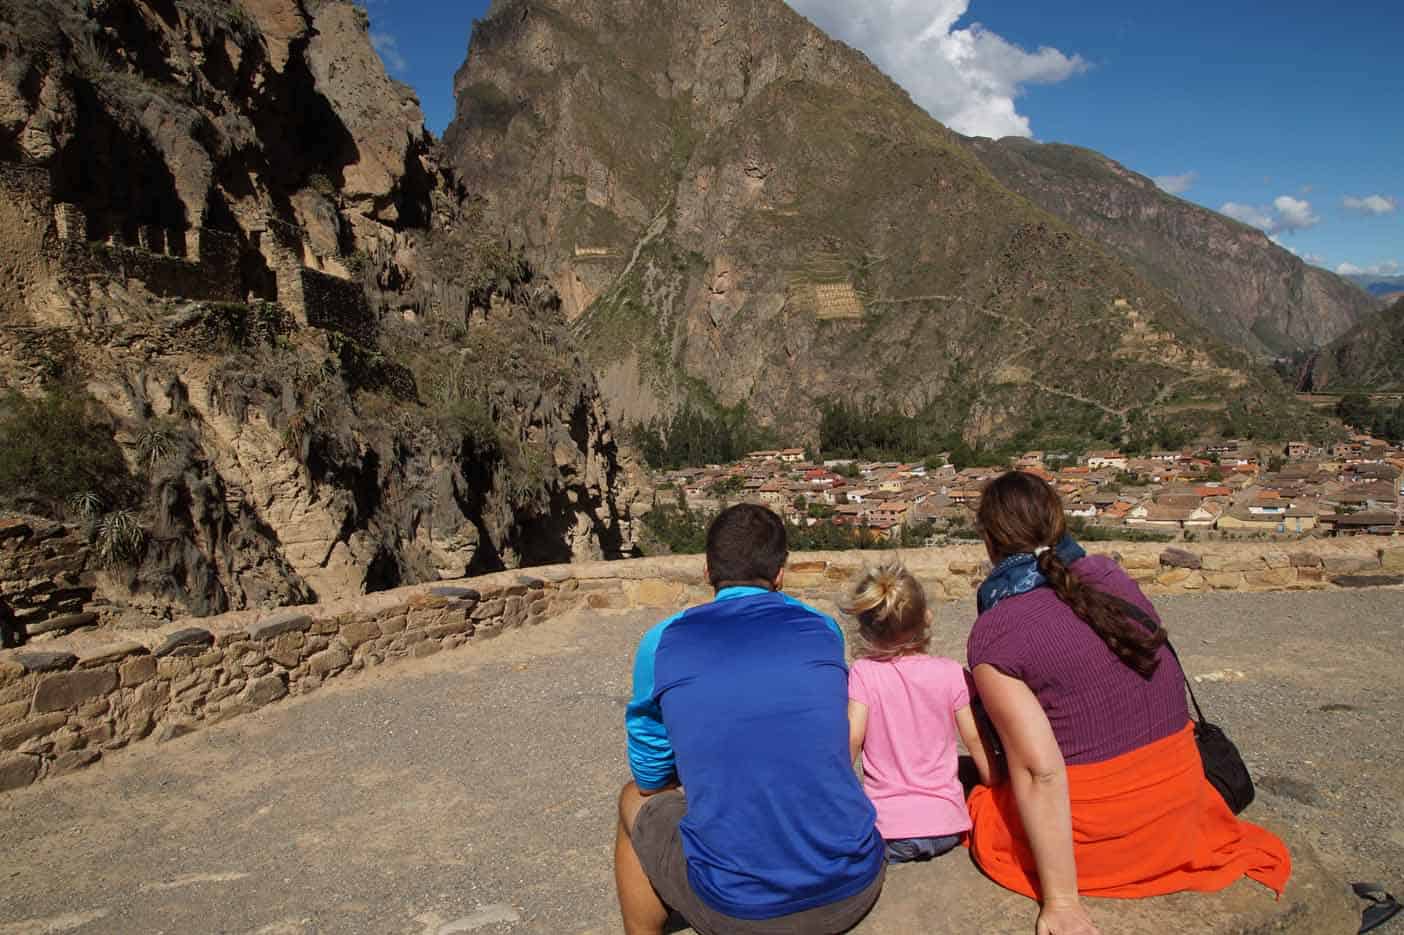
[675,591,837,624]
[637,608,690,658]
[769,589,842,640]
[654,592,844,652]
[775,592,831,615]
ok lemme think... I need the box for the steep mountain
[963,138,1376,355]
[0,0,641,626]
[1302,298,1404,392]
[445,0,1312,450]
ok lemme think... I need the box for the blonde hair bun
[841,559,930,659]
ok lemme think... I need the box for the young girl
[844,559,991,863]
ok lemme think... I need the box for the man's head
[705,503,788,591]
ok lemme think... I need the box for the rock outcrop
[444,0,1314,446]
[1301,297,1404,392]
[0,0,642,628]
[964,137,1377,355]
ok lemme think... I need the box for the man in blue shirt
[614,504,885,934]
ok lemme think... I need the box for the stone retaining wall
[54,235,244,305]
[1,540,1399,793]
[301,267,376,343]
[0,517,96,641]
[0,162,52,211]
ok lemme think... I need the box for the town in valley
[645,435,1404,552]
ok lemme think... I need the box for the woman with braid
[965,472,1290,935]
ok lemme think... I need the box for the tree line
[630,403,780,470]
[642,496,936,556]
[1336,394,1404,443]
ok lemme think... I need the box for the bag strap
[1163,639,1209,725]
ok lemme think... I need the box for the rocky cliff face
[1302,298,1404,392]
[964,138,1376,355]
[0,0,641,630]
[444,0,1309,446]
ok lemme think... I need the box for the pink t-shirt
[848,654,972,840]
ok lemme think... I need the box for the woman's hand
[974,665,1087,934]
[1035,896,1099,935]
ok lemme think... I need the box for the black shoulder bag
[1166,641,1255,814]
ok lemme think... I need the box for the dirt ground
[0,588,1399,934]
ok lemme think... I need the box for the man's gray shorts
[631,789,885,935]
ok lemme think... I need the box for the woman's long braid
[979,471,1171,677]
[1036,548,1166,678]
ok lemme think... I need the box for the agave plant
[135,422,181,471]
[65,490,105,524]
[95,510,146,568]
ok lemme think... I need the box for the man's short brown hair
[705,504,787,589]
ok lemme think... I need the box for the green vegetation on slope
[0,386,139,516]
[1336,394,1404,443]
[631,400,779,469]
[640,499,934,557]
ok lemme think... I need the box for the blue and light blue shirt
[626,586,883,920]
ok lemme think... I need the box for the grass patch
[0,388,138,516]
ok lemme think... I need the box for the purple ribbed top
[967,555,1189,766]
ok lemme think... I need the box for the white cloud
[1272,195,1319,232]
[1337,260,1401,276]
[785,0,1088,138]
[1343,194,1397,216]
[1153,171,1198,195]
[1219,195,1319,235]
[371,31,408,73]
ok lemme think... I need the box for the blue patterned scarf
[976,534,1087,614]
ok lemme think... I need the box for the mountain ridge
[962,137,1376,356]
[445,0,1319,449]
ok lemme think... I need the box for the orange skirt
[966,722,1291,900]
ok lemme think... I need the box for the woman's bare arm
[973,664,1098,935]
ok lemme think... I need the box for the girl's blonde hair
[841,558,931,660]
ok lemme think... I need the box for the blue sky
[362,0,1403,278]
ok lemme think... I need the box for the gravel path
[0,588,1399,934]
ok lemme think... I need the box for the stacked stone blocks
[0,541,1399,794]
[0,517,96,638]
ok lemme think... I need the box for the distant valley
[1347,274,1404,301]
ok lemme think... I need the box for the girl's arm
[954,704,992,787]
[972,664,1099,935]
[847,700,869,766]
